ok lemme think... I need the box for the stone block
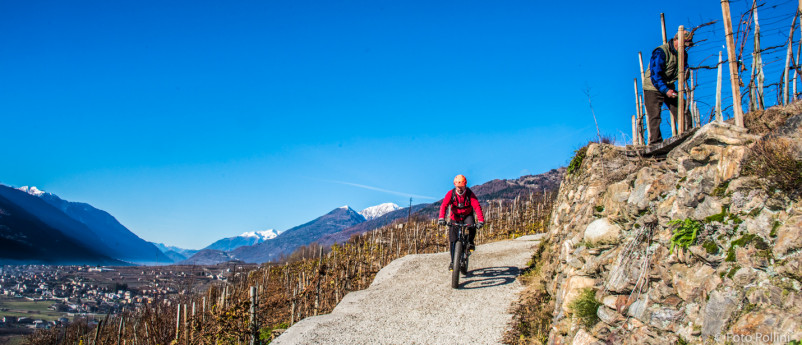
[583,218,622,246]
[559,276,596,314]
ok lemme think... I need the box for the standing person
[643,30,693,145]
[438,174,485,271]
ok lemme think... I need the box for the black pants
[449,214,476,262]
[644,89,692,145]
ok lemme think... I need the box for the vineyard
[26,191,557,345]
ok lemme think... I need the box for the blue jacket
[649,44,688,94]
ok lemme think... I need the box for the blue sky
[1,0,794,248]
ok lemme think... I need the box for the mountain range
[204,229,279,252]
[1,168,563,265]
[0,185,131,265]
[228,206,366,263]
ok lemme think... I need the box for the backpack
[450,188,474,211]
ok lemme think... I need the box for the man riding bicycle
[438,174,485,271]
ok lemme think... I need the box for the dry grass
[743,101,802,135]
[503,239,556,345]
[742,137,802,199]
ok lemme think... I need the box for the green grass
[568,288,601,329]
[726,234,770,262]
[702,240,719,255]
[0,297,65,321]
[260,322,290,344]
[711,181,730,197]
[770,221,782,237]
[726,265,741,279]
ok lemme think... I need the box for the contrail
[331,180,437,200]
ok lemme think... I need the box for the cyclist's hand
[438,218,446,226]
[477,222,484,229]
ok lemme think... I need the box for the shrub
[668,219,701,254]
[742,137,802,199]
[567,146,588,176]
[568,288,601,328]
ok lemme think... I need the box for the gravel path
[272,234,544,345]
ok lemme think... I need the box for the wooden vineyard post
[175,304,181,343]
[183,304,188,344]
[315,247,322,316]
[93,320,103,345]
[250,286,257,345]
[784,14,798,105]
[754,3,765,110]
[661,13,668,44]
[678,25,686,135]
[717,51,723,122]
[638,51,649,143]
[722,0,745,127]
[631,115,637,145]
[191,302,196,343]
[633,78,642,145]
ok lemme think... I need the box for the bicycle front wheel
[451,241,463,288]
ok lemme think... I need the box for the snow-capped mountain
[231,206,365,263]
[203,229,279,252]
[359,203,401,221]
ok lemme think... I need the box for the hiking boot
[468,243,476,252]
[448,262,453,271]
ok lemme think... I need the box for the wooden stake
[631,115,637,145]
[722,0,745,127]
[633,78,643,145]
[661,13,667,44]
[175,304,181,342]
[689,69,696,127]
[93,320,103,345]
[117,317,124,345]
[249,286,257,345]
[753,2,765,110]
[717,51,723,122]
[678,25,686,135]
[784,14,798,105]
[638,51,650,142]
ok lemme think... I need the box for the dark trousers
[644,89,692,145]
[449,214,476,262]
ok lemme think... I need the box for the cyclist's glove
[477,222,484,229]
[438,218,446,226]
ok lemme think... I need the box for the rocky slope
[539,120,802,344]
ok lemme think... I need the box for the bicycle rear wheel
[451,241,463,288]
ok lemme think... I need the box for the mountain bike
[449,222,472,289]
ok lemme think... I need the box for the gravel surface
[272,234,545,345]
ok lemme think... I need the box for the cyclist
[438,174,485,271]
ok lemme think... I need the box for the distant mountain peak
[18,186,46,196]
[239,229,278,239]
[339,205,351,210]
[359,203,402,221]
[202,229,279,252]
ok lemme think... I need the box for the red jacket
[438,188,484,222]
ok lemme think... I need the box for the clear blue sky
[1,0,792,249]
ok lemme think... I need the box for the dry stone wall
[544,121,802,344]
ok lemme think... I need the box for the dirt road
[272,234,544,345]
